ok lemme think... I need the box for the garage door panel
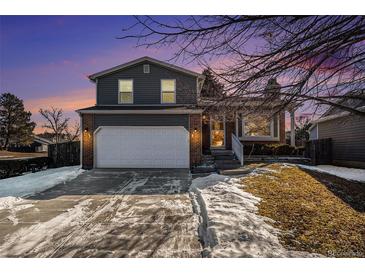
[95,126,189,168]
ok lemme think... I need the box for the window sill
[240,136,280,142]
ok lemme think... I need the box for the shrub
[269,144,295,156]
[244,143,296,156]
[0,157,51,179]
[293,146,305,156]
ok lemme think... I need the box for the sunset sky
[0,16,309,133]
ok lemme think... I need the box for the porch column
[290,109,296,147]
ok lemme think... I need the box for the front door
[210,116,225,148]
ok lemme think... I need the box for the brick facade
[189,114,202,167]
[81,114,94,169]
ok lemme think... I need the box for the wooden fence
[305,138,332,165]
[48,141,80,167]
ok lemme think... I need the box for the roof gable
[88,56,204,81]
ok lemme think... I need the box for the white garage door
[95,126,189,168]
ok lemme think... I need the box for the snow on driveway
[0,166,84,198]
[0,169,201,258]
[299,164,365,183]
[190,173,319,257]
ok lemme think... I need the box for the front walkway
[0,169,201,257]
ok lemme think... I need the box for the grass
[0,150,47,159]
[242,163,365,257]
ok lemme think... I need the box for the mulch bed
[242,164,365,257]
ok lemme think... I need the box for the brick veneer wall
[82,114,94,169]
[189,114,202,166]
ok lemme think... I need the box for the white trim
[118,79,134,104]
[76,109,203,114]
[232,133,244,166]
[239,113,280,142]
[160,79,176,104]
[210,115,226,149]
[95,79,98,105]
[317,123,319,139]
[89,56,204,80]
[143,64,150,73]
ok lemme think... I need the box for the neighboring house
[76,56,287,169]
[309,96,365,168]
[33,136,53,152]
[8,136,53,153]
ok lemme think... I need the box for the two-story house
[77,56,287,169]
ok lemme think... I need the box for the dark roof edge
[88,56,205,81]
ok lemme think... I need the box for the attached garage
[94,126,189,168]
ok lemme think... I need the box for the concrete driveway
[0,169,201,257]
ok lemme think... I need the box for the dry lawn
[242,163,365,257]
[0,150,47,159]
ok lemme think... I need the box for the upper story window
[161,79,176,104]
[119,79,133,104]
[143,64,150,73]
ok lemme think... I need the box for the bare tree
[64,122,80,141]
[118,16,365,116]
[39,107,69,144]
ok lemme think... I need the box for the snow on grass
[189,173,319,257]
[0,166,84,198]
[299,164,365,183]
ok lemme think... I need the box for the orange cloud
[24,88,95,134]
[24,88,95,114]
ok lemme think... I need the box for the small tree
[65,122,80,141]
[295,117,312,146]
[39,107,69,144]
[0,93,35,149]
[200,68,224,98]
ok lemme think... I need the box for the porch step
[210,149,234,156]
[216,163,242,170]
[202,155,214,161]
[215,159,241,165]
[214,154,236,161]
[219,167,253,176]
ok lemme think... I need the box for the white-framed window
[118,79,133,104]
[161,79,176,104]
[237,113,279,140]
[143,64,150,73]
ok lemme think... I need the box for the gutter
[76,109,204,115]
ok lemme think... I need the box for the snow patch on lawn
[190,173,319,257]
[0,166,84,197]
[299,164,365,183]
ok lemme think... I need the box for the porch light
[84,127,89,133]
[194,127,198,133]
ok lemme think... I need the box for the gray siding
[94,114,189,130]
[318,115,365,162]
[96,61,197,105]
[309,125,318,140]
